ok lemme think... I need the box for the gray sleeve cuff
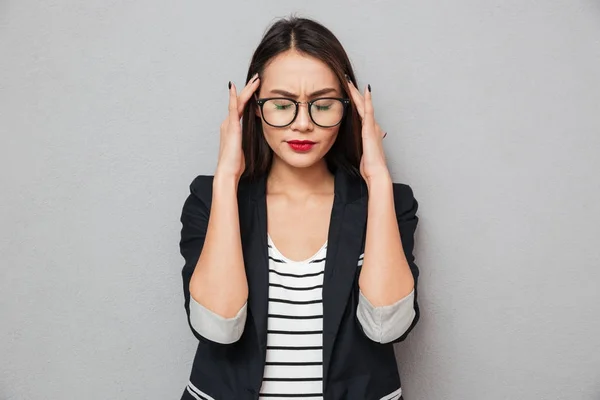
[189,296,247,344]
[356,288,416,344]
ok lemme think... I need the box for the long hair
[240,16,363,182]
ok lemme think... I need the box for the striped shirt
[187,238,417,399]
[259,234,328,399]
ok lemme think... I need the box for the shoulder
[189,175,214,204]
[186,174,254,208]
[391,181,418,218]
[179,175,215,219]
[391,182,416,202]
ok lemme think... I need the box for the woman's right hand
[215,74,261,181]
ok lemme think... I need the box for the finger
[237,73,261,117]
[228,81,239,123]
[345,77,365,119]
[363,84,376,132]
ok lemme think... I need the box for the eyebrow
[268,87,338,99]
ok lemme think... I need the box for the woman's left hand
[346,77,391,186]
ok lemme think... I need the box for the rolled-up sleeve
[189,296,247,344]
[356,289,416,344]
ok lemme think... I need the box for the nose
[290,102,313,132]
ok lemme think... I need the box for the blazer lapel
[239,168,368,386]
[322,168,368,386]
[240,175,269,352]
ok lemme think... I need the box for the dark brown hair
[240,16,362,182]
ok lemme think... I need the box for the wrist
[213,171,240,191]
[366,172,392,190]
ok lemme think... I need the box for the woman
[179,16,420,400]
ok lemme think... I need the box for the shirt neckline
[267,233,328,264]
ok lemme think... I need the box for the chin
[278,153,324,169]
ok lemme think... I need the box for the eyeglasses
[255,97,351,128]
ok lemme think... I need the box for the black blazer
[178,167,420,400]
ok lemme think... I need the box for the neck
[267,158,334,197]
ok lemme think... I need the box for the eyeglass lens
[261,99,344,127]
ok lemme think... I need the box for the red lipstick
[287,140,316,152]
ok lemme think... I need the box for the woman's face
[256,50,344,170]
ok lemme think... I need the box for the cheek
[321,129,340,149]
[261,124,276,142]
[261,123,283,150]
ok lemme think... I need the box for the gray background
[1,0,599,399]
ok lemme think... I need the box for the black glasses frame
[255,96,351,128]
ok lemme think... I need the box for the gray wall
[1,1,599,399]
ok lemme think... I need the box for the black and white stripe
[259,235,327,400]
[186,240,404,400]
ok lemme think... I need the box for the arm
[180,78,261,344]
[189,175,248,317]
[357,176,420,343]
[344,76,420,343]
[179,175,248,344]
[359,176,416,305]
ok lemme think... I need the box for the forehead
[261,50,339,89]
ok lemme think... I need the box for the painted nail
[228,81,232,89]
[368,84,372,92]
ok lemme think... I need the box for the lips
[287,140,316,152]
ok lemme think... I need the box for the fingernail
[252,74,259,83]
[345,73,351,82]
[228,81,232,89]
[368,84,372,92]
